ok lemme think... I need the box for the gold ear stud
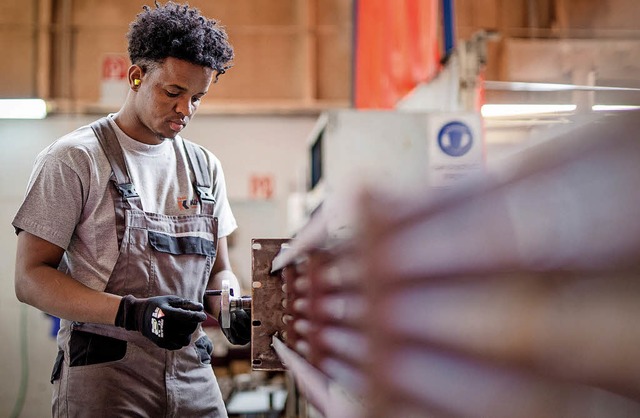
[133,79,141,86]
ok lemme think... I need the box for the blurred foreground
[266,110,640,418]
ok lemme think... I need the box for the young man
[13,2,248,416]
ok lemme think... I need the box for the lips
[169,120,185,132]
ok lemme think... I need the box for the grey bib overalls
[51,118,227,417]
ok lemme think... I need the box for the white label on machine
[427,112,484,187]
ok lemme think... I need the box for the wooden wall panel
[197,0,298,26]
[73,0,145,26]
[3,0,638,109]
[65,0,337,104]
[0,0,38,97]
[456,0,500,38]
[0,29,37,97]
[503,38,640,84]
[317,0,352,26]
[0,0,37,25]
[70,1,131,103]
[71,26,129,104]
[73,0,299,27]
[555,0,640,31]
[595,0,640,30]
[316,0,352,102]
[317,30,352,102]
[207,32,305,101]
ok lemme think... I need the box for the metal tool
[205,280,251,329]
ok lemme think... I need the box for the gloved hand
[115,295,207,350]
[219,307,251,346]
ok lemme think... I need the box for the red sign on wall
[249,174,274,200]
[102,54,129,81]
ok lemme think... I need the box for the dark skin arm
[14,231,121,324]
[15,231,240,322]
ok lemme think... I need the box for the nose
[175,97,195,118]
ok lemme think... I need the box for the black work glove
[219,309,251,346]
[115,295,207,350]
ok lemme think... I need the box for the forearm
[14,231,121,325]
[16,265,121,324]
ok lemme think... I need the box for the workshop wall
[0,0,39,97]
[3,0,639,109]
[0,0,353,109]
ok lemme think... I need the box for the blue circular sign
[438,121,473,157]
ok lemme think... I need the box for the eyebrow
[166,84,208,95]
[167,84,187,92]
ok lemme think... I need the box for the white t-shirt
[13,115,237,291]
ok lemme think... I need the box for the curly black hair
[127,1,234,81]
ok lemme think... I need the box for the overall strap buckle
[196,186,215,203]
[117,183,139,199]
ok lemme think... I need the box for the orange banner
[354,0,441,109]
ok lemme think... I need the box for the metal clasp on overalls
[117,183,139,199]
[196,186,215,203]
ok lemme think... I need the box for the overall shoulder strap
[90,117,144,246]
[90,117,142,203]
[183,140,216,216]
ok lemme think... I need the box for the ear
[128,65,144,90]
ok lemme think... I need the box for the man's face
[133,57,214,142]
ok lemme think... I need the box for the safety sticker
[437,121,473,157]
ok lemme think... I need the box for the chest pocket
[148,231,216,257]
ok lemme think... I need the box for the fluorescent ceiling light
[485,81,640,92]
[0,99,47,119]
[592,105,640,111]
[481,104,576,118]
